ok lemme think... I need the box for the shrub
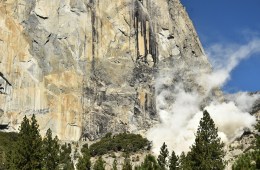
[89,133,150,156]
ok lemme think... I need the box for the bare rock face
[0,0,212,140]
[224,93,260,169]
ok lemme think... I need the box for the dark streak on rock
[134,0,158,65]
[90,0,97,73]
[44,39,49,45]
[33,40,39,44]
[35,13,49,20]
[167,35,174,39]
[123,16,130,26]
[162,27,169,31]
[44,34,51,45]
[0,72,12,86]
[57,37,67,40]
[118,28,128,37]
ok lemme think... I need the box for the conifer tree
[12,115,31,169]
[77,144,91,170]
[178,152,192,170]
[188,110,225,170]
[11,114,43,169]
[60,143,74,170]
[157,142,169,170]
[42,128,60,170]
[137,154,159,170]
[93,156,105,170]
[169,150,179,170]
[29,114,43,169]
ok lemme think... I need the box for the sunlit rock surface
[0,0,214,140]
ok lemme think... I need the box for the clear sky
[181,0,260,93]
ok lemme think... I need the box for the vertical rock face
[0,0,212,140]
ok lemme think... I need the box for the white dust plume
[147,39,260,155]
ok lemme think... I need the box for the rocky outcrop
[0,0,213,140]
[224,92,260,169]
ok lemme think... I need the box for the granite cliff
[0,0,215,141]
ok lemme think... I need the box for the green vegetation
[89,133,150,156]
[136,154,159,170]
[8,115,43,169]
[185,110,225,170]
[4,109,259,170]
[232,120,260,170]
[179,152,192,170]
[232,152,259,170]
[77,144,91,170]
[145,110,225,170]
[59,143,74,170]
[0,132,18,170]
[0,114,73,170]
[169,151,179,170]
[93,157,105,170]
[42,129,60,170]
[157,142,169,170]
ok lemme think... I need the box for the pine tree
[93,156,105,170]
[178,152,192,170]
[77,144,91,170]
[42,128,60,170]
[11,115,43,169]
[188,110,225,170]
[137,154,159,170]
[60,143,74,170]
[12,115,31,169]
[169,151,178,170]
[29,114,43,169]
[157,142,169,170]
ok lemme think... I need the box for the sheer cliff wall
[0,0,213,140]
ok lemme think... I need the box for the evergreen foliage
[0,132,18,170]
[77,144,91,170]
[4,115,71,170]
[136,154,159,170]
[232,120,260,170]
[157,142,169,170]
[232,152,259,170]
[89,133,150,156]
[187,110,225,170]
[178,152,192,170]
[169,151,179,170]
[9,115,43,169]
[42,128,60,170]
[0,111,231,170]
[30,114,43,167]
[93,157,105,170]
[59,143,74,170]
[256,120,260,169]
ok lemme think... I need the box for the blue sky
[181,0,260,93]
